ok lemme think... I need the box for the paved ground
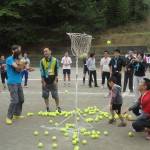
[0,67,150,150]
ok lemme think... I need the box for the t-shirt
[87,57,96,71]
[61,56,72,69]
[139,91,150,119]
[6,56,22,84]
[109,57,125,74]
[146,56,150,64]
[100,57,111,72]
[21,57,30,66]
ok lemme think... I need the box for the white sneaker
[63,83,66,87]
[101,85,104,89]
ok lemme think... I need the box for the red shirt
[139,90,150,119]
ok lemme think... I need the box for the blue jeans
[21,70,28,86]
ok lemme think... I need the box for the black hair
[137,52,144,59]
[90,53,95,57]
[143,78,150,90]
[108,76,116,84]
[11,45,19,51]
[13,50,22,59]
[114,49,120,53]
[104,51,108,53]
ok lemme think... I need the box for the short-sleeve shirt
[109,57,124,74]
[61,56,72,69]
[100,57,111,72]
[6,56,22,84]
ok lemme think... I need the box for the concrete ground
[0,67,150,150]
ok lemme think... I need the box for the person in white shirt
[146,55,150,72]
[21,52,30,88]
[61,51,72,86]
[87,53,99,88]
[100,51,111,90]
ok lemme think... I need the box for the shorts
[83,66,89,74]
[63,69,71,74]
[1,72,8,83]
[112,103,122,114]
[42,84,58,100]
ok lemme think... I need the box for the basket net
[67,33,92,57]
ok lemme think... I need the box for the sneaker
[104,93,111,98]
[6,118,12,125]
[95,85,99,87]
[63,83,66,87]
[146,132,150,140]
[46,107,50,112]
[3,86,6,90]
[68,83,71,87]
[25,86,28,88]
[13,115,25,119]
[56,106,62,113]
[118,122,127,127]
[122,90,126,92]
[130,90,133,93]
[109,118,116,124]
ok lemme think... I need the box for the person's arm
[135,110,149,121]
[100,59,103,74]
[54,59,59,86]
[12,61,26,72]
[87,59,90,69]
[109,58,112,75]
[39,60,46,87]
[123,101,141,114]
[70,58,72,65]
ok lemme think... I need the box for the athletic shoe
[130,90,133,93]
[118,122,127,127]
[101,86,104,89]
[3,86,6,90]
[68,83,71,87]
[25,86,28,88]
[104,93,111,98]
[46,107,50,112]
[56,106,62,113]
[6,118,12,125]
[146,132,150,140]
[109,118,116,124]
[122,90,126,92]
[63,83,66,87]
[13,115,25,119]
[95,85,99,87]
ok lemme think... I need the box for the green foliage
[0,0,149,50]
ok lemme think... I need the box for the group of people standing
[1,45,150,140]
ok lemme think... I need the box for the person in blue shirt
[6,45,26,125]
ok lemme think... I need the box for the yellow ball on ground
[38,142,43,148]
[65,90,68,94]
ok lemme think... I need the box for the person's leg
[89,71,92,87]
[123,72,128,91]
[68,69,71,86]
[133,76,140,101]
[24,70,29,87]
[129,72,134,92]
[51,84,61,113]
[42,84,50,112]
[93,70,98,87]
[1,73,6,89]
[14,84,24,117]
[63,69,66,86]
[83,68,86,85]
[101,72,105,88]
[109,105,116,123]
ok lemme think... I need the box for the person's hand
[26,66,35,72]
[41,80,46,88]
[53,80,58,87]
[123,108,129,115]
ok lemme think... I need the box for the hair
[90,53,95,57]
[23,52,29,55]
[137,52,144,59]
[13,50,22,59]
[104,51,108,53]
[11,45,19,51]
[108,76,116,84]
[114,49,120,53]
[143,78,150,90]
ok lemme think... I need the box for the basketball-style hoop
[57,33,93,134]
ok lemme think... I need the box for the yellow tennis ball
[107,40,111,45]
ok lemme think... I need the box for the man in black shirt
[109,49,124,87]
[123,50,135,92]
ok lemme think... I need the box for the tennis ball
[27,113,31,117]
[49,120,53,124]
[55,123,58,127]
[82,140,87,145]
[128,132,133,137]
[82,53,87,58]
[52,143,57,148]
[34,131,39,136]
[107,40,111,45]
[74,146,80,150]
[52,136,57,141]
[64,132,68,137]
[38,142,43,148]
[104,131,108,136]
[44,131,49,136]
[72,140,77,145]
[65,90,68,94]
[91,135,95,139]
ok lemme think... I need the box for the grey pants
[7,84,24,119]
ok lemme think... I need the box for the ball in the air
[107,40,111,45]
